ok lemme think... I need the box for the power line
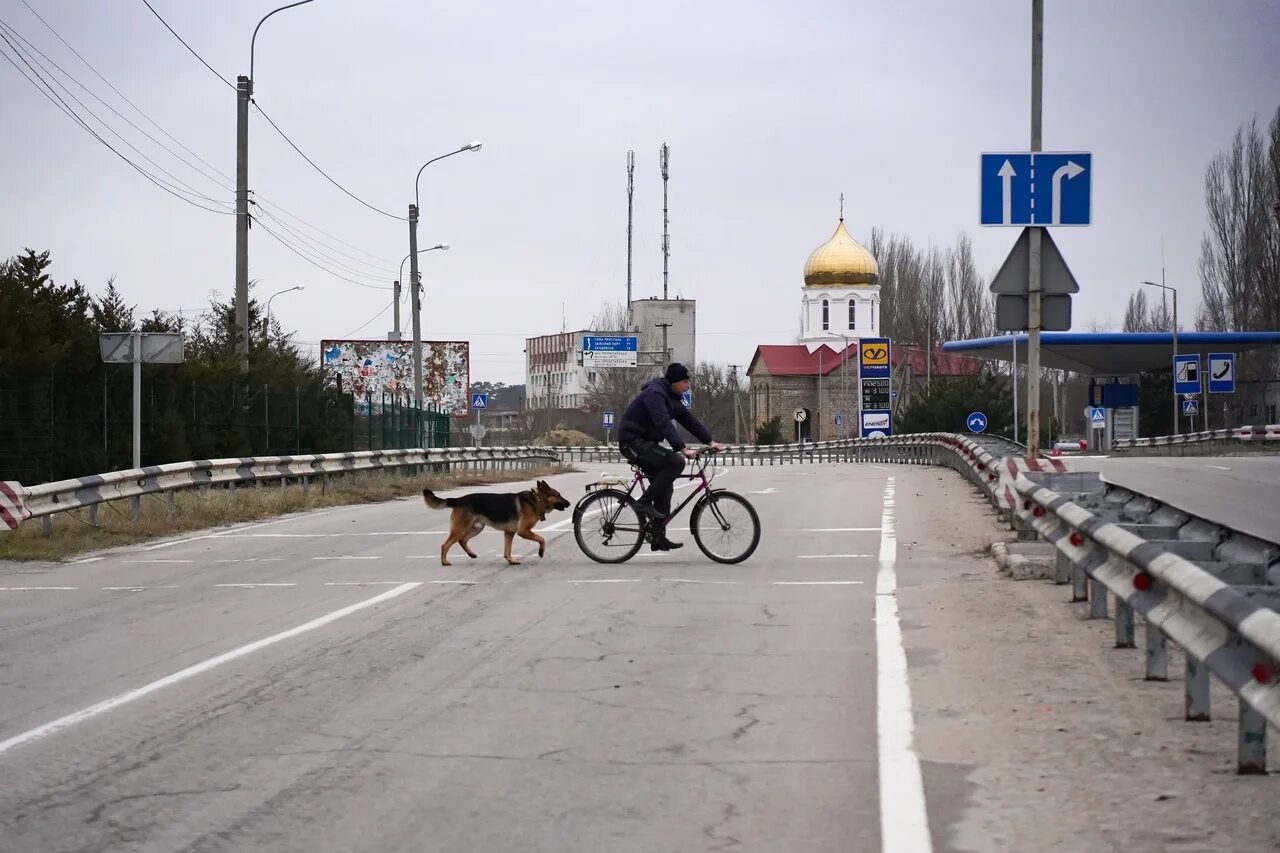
[338,302,392,338]
[251,100,406,221]
[0,30,233,215]
[138,0,234,91]
[252,204,398,279]
[255,219,393,291]
[0,17,232,205]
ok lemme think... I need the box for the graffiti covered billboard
[320,339,471,416]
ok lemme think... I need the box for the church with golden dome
[745,210,880,441]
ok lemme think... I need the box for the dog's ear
[536,479,548,491]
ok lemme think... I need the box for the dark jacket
[618,378,712,451]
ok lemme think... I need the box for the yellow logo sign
[860,342,889,367]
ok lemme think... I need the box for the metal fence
[0,377,450,485]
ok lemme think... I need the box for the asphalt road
[1100,456,1280,545]
[0,463,947,853]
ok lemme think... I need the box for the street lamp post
[396,245,448,341]
[408,143,481,415]
[1141,279,1178,435]
[263,284,304,339]
[236,0,318,371]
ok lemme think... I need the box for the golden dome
[803,219,879,287]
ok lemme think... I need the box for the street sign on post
[1182,399,1199,416]
[1173,354,1201,395]
[980,152,1092,226]
[1208,353,1235,394]
[967,412,988,433]
[99,332,185,476]
[471,393,489,409]
[582,335,639,368]
[1088,406,1106,427]
[603,410,615,429]
[680,389,692,408]
[989,227,1079,331]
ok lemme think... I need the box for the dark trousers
[620,438,686,526]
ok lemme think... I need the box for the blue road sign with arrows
[981,152,1092,226]
[1208,353,1235,394]
[966,412,988,433]
[1173,354,1201,395]
[471,393,489,409]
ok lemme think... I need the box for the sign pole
[1026,0,1044,457]
[132,331,142,470]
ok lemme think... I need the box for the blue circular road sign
[967,411,988,433]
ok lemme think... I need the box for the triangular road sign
[989,227,1081,295]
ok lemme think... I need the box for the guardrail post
[322,474,331,495]
[42,516,52,537]
[1089,578,1108,619]
[130,495,141,522]
[1238,702,1267,774]
[1054,551,1071,584]
[1144,622,1168,680]
[165,491,177,514]
[1072,559,1089,602]
[88,504,98,526]
[1114,600,1136,648]
[1185,657,1211,721]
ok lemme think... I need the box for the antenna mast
[660,143,670,300]
[626,149,635,327]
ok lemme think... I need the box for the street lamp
[408,143,481,414]
[1141,279,1178,435]
[263,284,304,339]
[394,245,449,340]
[236,0,318,371]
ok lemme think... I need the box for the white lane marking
[748,487,779,494]
[568,579,643,584]
[219,531,449,538]
[774,580,864,586]
[0,582,421,757]
[311,556,381,561]
[424,580,478,585]
[0,586,78,591]
[74,557,105,564]
[1207,464,1231,470]
[124,559,193,564]
[214,583,297,588]
[797,554,874,559]
[141,511,337,551]
[324,581,409,586]
[103,585,179,591]
[875,476,932,852]
[661,578,740,585]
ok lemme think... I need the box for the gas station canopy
[941,331,1280,375]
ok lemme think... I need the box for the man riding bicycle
[617,363,725,551]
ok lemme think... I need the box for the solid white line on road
[0,586,78,591]
[324,581,409,586]
[661,578,741,585]
[1207,464,1231,470]
[74,557,105,564]
[796,554,874,559]
[773,580,864,586]
[789,527,882,532]
[424,580,478,585]
[125,559,193,564]
[102,585,179,591]
[0,582,421,758]
[311,556,381,561]
[875,475,933,853]
[141,510,338,551]
[214,583,297,588]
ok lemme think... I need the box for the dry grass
[0,465,571,563]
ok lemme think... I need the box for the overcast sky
[2,0,1277,384]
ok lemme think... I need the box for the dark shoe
[635,502,663,522]
[650,537,684,552]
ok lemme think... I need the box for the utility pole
[408,204,423,421]
[392,281,402,340]
[626,149,635,325]
[729,364,743,445]
[656,321,672,365]
[660,143,670,299]
[1026,0,1044,455]
[235,75,251,371]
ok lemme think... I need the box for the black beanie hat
[664,363,690,383]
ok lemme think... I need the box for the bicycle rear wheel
[690,490,761,564]
[574,489,647,564]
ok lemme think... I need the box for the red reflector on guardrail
[1069,532,1084,547]
[1032,506,1045,517]
[1133,572,1154,592]
[1252,663,1274,684]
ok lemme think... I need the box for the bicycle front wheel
[691,490,761,564]
[574,489,647,564]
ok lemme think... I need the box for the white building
[525,330,598,410]
[630,297,696,368]
[798,218,881,346]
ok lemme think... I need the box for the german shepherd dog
[422,480,571,566]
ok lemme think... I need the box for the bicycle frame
[614,453,718,523]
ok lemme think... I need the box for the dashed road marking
[215,583,297,588]
[0,586,78,591]
[311,556,381,561]
[796,554,875,559]
[74,557,105,564]
[774,580,864,586]
[568,579,643,584]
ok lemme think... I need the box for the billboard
[321,339,471,416]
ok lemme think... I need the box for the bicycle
[572,448,761,564]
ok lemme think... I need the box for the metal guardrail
[2,447,560,533]
[1010,472,1280,773]
[1113,423,1280,454]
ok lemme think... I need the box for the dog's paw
[467,552,478,559]
[441,561,452,567]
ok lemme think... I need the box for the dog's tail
[421,488,456,510]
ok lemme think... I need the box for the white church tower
[798,203,881,347]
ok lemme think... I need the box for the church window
[848,300,856,330]
[821,299,829,331]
